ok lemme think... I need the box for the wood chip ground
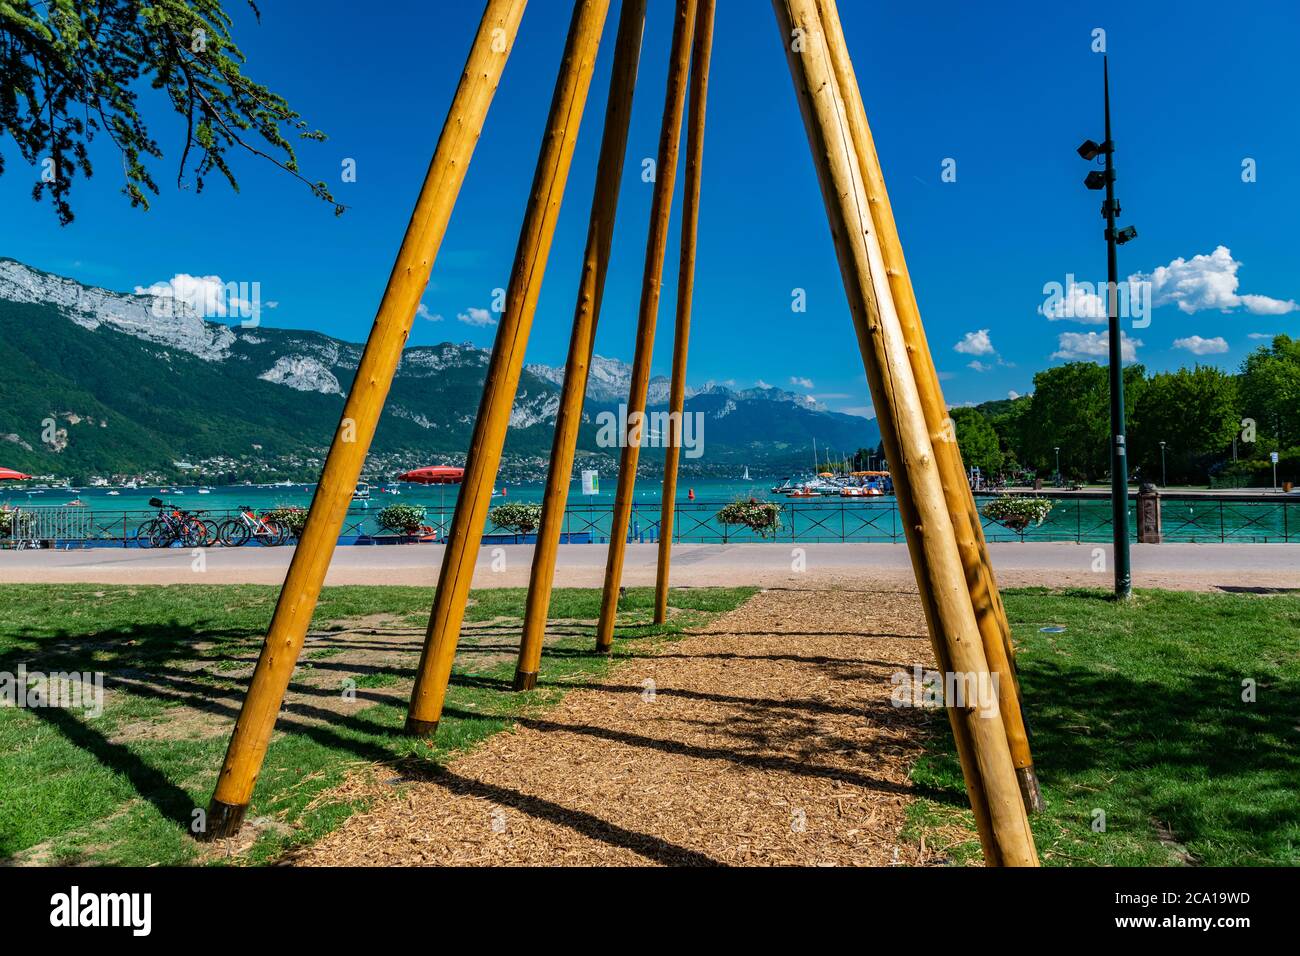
[289,585,944,866]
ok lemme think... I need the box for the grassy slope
[0,584,754,865]
[906,588,1300,866]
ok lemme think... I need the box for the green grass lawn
[906,588,1300,866]
[5,583,1295,867]
[0,583,754,865]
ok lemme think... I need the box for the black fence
[4,493,1296,547]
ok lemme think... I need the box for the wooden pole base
[513,670,538,691]
[404,716,439,739]
[201,799,248,841]
[1018,765,1046,814]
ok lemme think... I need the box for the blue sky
[2,0,1298,419]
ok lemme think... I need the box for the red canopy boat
[0,468,32,481]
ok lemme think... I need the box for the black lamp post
[1079,55,1135,599]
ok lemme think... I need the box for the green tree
[982,394,1031,472]
[1238,334,1300,456]
[948,406,1004,476]
[1,0,338,223]
[1131,366,1239,485]
[1020,363,1109,479]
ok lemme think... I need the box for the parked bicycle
[218,506,288,547]
[135,498,219,548]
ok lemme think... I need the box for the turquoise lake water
[4,478,1296,544]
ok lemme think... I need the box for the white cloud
[967,360,992,373]
[417,303,443,322]
[457,306,495,327]
[1247,332,1278,340]
[754,379,771,389]
[1134,246,1297,316]
[790,376,815,389]
[1238,294,1297,315]
[1051,331,1142,363]
[1172,335,1229,355]
[1040,282,1107,325]
[840,405,876,420]
[954,329,995,355]
[813,392,852,400]
[135,273,258,318]
[1008,390,1021,400]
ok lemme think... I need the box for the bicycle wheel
[219,519,250,547]
[185,518,213,547]
[134,520,158,548]
[199,519,220,546]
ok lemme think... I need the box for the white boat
[742,466,751,481]
[197,488,211,495]
[352,481,371,501]
[106,490,120,496]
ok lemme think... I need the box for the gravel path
[289,585,942,866]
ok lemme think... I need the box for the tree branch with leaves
[0,0,341,224]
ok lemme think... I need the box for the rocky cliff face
[0,258,878,478]
[0,259,237,360]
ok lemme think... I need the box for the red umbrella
[397,466,464,485]
[397,467,465,534]
[0,468,32,481]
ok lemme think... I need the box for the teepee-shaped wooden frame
[204,0,1041,866]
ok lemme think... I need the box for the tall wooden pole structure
[773,0,1038,865]
[654,0,714,625]
[595,0,699,652]
[813,0,1041,813]
[201,0,528,839]
[405,0,611,737]
[515,0,648,691]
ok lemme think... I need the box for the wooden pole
[779,8,1013,862]
[202,0,527,840]
[595,0,699,652]
[405,0,611,737]
[814,0,1042,813]
[772,0,1038,865]
[515,0,648,691]
[654,0,714,625]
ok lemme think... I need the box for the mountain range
[0,258,878,482]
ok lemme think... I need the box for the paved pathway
[0,541,1295,591]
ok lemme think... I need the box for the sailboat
[742,466,751,481]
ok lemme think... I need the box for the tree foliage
[958,342,1300,486]
[1130,366,1238,484]
[0,0,338,223]
[948,406,1003,475]
[1238,334,1300,453]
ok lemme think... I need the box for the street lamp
[1054,446,1061,484]
[1079,55,1135,600]
[1159,440,1167,487]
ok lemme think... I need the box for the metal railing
[2,494,1296,547]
